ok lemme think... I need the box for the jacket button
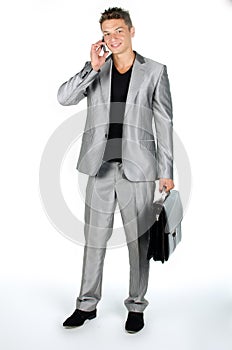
[105,133,108,138]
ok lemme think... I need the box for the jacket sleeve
[57,61,99,106]
[152,65,174,180]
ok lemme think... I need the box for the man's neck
[112,49,135,73]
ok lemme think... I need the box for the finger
[95,39,104,44]
[91,47,101,57]
[166,184,174,192]
[91,44,101,51]
[91,46,100,54]
[103,51,109,58]
[92,41,105,48]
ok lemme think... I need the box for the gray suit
[57,52,173,312]
[58,52,173,181]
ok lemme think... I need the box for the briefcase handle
[153,187,170,206]
[152,187,170,221]
[159,187,170,204]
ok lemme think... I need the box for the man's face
[101,18,135,54]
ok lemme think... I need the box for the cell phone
[101,36,107,53]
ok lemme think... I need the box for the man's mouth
[110,43,121,49]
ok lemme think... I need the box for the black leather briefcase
[147,190,183,263]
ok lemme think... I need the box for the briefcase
[147,189,183,263]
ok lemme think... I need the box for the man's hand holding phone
[91,39,109,72]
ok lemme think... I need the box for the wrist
[91,63,100,72]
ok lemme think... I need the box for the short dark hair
[99,7,133,29]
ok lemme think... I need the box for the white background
[1,0,232,349]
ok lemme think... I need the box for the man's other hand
[159,178,175,192]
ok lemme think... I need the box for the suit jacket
[57,51,173,181]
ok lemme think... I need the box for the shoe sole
[125,326,144,334]
[63,314,96,328]
[126,330,137,334]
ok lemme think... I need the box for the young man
[57,7,174,333]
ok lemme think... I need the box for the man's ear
[130,26,135,38]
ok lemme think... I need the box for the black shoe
[125,312,144,333]
[63,308,97,328]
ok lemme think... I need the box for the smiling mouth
[110,43,121,48]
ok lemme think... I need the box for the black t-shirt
[103,61,133,162]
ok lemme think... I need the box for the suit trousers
[76,161,156,312]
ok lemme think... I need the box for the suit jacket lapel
[124,52,146,117]
[99,56,112,112]
[98,52,146,118]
